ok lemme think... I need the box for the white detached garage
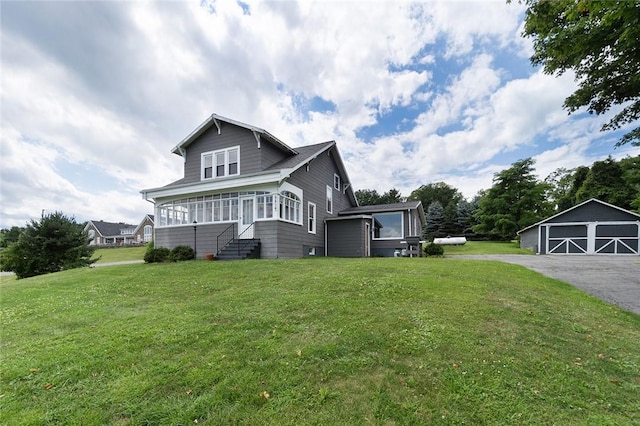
[518,198,640,255]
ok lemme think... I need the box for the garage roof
[517,198,640,235]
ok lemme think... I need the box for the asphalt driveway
[454,255,640,315]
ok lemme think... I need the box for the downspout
[324,220,328,257]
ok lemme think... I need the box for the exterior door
[239,197,254,239]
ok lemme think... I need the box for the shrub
[0,212,97,278]
[424,242,444,257]
[144,247,171,263]
[169,245,195,262]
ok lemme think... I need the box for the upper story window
[88,229,95,240]
[334,174,340,191]
[202,146,239,180]
[372,212,403,240]
[326,185,333,213]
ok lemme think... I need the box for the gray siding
[182,123,289,185]
[519,228,538,252]
[284,146,357,255]
[155,222,237,258]
[549,202,638,223]
[327,218,369,257]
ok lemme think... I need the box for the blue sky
[1,0,638,228]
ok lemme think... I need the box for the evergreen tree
[455,199,476,235]
[473,158,553,239]
[424,201,446,241]
[379,188,404,204]
[355,189,383,206]
[0,212,97,279]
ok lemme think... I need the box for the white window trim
[201,146,240,180]
[334,173,340,191]
[308,202,316,234]
[326,185,333,214]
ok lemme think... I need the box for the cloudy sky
[2,0,639,229]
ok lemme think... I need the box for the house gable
[179,121,292,186]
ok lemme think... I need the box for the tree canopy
[0,212,97,279]
[355,188,404,206]
[520,0,640,146]
[473,158,553,239]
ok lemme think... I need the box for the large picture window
[202,146,239,180]
[373,212,403,239]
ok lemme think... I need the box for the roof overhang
[141,170,285,201]
[170,113,298,157]
[516,198,640,235]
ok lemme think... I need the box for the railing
[216,223,236,255]
[236,223,257,257]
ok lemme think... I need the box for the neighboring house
[517,198,640,255]
[132,214,155,244]
[141,113,425,259]
[85,215,155,246]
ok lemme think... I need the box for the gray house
[517,198,640,255]
[85,215,155,246]
[141,114,425,259]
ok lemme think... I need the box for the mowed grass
[1,258,639,425]
[93,246,147,264]
[443,240,533,255]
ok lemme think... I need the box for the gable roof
[171,113,297,157]
[86,220,136,237]
[517,198,640,235]
[132,214,155,234]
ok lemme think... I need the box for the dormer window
[202,147,239,180]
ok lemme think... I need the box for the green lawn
[442,240,533,255]
[92,246,147,264]
[1,258,639,425]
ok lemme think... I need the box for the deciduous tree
[519,0,640,146]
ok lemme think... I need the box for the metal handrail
[216,223,236,254]
[236,223,257,256]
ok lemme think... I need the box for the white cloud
[0,0,634,228]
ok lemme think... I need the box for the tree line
[356,155,640,241]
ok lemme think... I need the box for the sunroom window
[279,191,301,224]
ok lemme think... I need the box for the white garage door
[545,221,640,255]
